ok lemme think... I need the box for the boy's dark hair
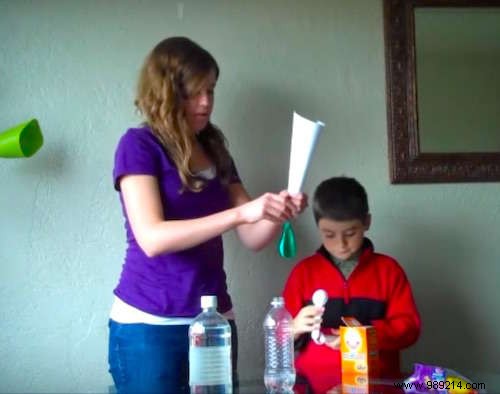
[313,176,369,223]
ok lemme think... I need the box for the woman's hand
[236,191,308,225]
[237,192,296,224]
[288,191,308,217]
[292,305,324,338]
[228,185,309,251]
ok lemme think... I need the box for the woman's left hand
[286,191,308,217]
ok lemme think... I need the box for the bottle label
[189,346,232,385]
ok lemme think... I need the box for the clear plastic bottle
[189,295,232,394]
[263,296,296,393]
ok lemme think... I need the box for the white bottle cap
[201,295,217,309]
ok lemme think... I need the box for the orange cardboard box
[340,325,379,377]
[341,373,370,393]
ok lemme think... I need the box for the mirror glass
[384,0,500,183]
[415,7,500,153]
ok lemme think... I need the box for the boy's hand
[292,305,324,338]
[324,328,341,350]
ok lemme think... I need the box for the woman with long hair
[107,36,307,393]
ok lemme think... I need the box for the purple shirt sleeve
[113,128,165,191]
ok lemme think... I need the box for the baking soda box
[340,373,370,393]
[340,317,379,378]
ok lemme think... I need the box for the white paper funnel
[287,111,324,194]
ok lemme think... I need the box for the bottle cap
[271,296,284,306]
[201,295,217,309]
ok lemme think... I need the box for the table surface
[236,370,499,394]
[237,375,404,394]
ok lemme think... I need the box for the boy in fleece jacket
[283,176,420,381]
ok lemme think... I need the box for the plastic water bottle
[263,296,296,393]
[189,295,232,394]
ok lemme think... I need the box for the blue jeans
[108,320,239,394]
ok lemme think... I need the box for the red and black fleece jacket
[282,238,421,378]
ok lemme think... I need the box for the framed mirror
[384,0,500,183]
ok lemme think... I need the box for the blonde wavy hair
[135,36,233,192]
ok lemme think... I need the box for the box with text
[340,325,379,377]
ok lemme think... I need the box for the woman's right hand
[237,192,296,224]
[292,305,324,338]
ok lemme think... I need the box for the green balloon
[278,221,297,259]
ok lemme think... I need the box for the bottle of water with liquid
[263,296,296,393]
[189,295,232,394]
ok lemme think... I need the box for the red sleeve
[282,261,313,351]
[282,262,307,318]
[372,265,421,351]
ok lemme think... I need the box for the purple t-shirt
[112,127,240,317]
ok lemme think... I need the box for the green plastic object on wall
[277,221,297,259]
[0,118,43,158]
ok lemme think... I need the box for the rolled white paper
[287,112,325,194]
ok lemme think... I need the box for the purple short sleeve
[113,128,166,191]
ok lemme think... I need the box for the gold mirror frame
[384,0,500,183]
